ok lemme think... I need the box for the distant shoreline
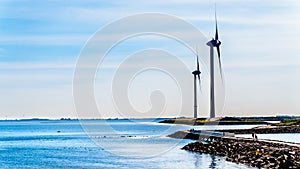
[159,119,268,125]
[159,117,268,126]
[1,115,299,121]
[214,125,300,134]
[0,117,172,121]
[159,116,300,126]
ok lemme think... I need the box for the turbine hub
[192,70,201,75]
[206,39,221,47]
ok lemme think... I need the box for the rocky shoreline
[182,137,300,168]
[168,126,300,168]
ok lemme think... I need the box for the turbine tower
[206,7,223,118]
[192,51,201,118]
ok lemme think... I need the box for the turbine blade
[215,5,219,40]
[197,52,200,71]
[215,29,219,41]
[195,46,200,71]
[217,46,221,58]
[197,74,201,92]
[215,5,223,82]
[217,46,223,80]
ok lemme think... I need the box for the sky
[0,0,299,119]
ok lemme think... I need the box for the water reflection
[209,155,217,169]
[191,151,255,169]
[193,153,201,168]
[193,152,217,169]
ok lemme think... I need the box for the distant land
[159,115,300,125]
[0,115,299,122]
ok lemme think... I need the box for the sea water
[0,119,276,169]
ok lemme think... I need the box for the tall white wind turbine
[192,51,201,118]
[206,8,223,118]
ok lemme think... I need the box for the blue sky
[0,0,299,119]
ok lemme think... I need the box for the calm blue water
[0,119,269,169]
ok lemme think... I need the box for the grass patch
[272,119,300,126]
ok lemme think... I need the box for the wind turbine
[192,50,201,118]
[206,7,223,119]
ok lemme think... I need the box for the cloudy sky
[0,0,299,119]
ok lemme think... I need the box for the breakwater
[168,130,200,140]
[182,136,300,168]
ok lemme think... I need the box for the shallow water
[0,119,274,168]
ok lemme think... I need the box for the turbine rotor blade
[216,46,223,80]
[216,46,220,58]
[197,74,201,92]
[215,5,219,41]
[197,54,200,71]
[215,25,219,40]
[214,5,223,82]
[196,46,200,71]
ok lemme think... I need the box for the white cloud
[0,62,75,69]
[0,34,89,45]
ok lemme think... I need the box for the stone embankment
[168,130,200,140]
[182,137,300,169]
